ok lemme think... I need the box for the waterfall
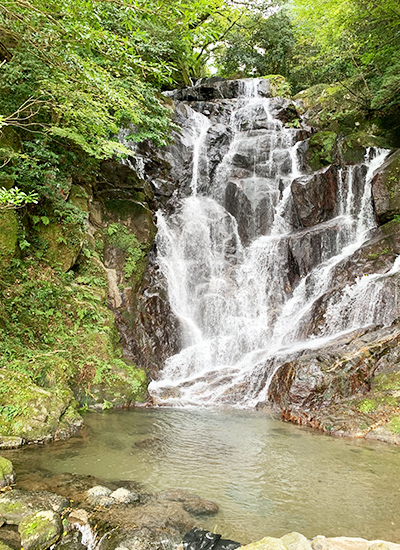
[148,79,396,407]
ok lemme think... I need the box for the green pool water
[8,408,400,544]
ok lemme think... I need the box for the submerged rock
[161,489,219,516]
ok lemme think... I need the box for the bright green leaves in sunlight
[0,0,172,159]
[0,187,39,210]
[289,0,400,125]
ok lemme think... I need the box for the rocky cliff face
[127,77,400,442]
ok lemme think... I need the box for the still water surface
[11,409,400,544]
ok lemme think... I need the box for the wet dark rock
[54,530,86,550]
[274,102,300,126]
[183,528,241,550]
[288,219,344,278]
[225,181,254,244]
[169,78,271,102]
[291,165,339,228]
[267,323,400,443]
[371,149,400,225]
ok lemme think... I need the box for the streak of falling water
[149,80,393,407]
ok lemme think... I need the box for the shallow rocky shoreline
[0,455,399,550]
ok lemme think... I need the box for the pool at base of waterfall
[6,408,400,545]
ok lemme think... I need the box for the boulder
[18,510,62,550]
[281,532,312,550]
[0,490,69,525]
[183,528,241,550]
[241,537,288,550]
[109,487,140,505]
[0,457,15,488]
[85,486,112,507]
[0,370,82,444]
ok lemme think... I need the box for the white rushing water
[149,79,398,407]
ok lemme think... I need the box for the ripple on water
[5,408,400,545]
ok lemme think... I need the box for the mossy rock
[19,510,62,550]
[0,542,14,550]
[0,210,18,270]
[307,131,337,170]
[36,220,84,272]
[372,372,400,392]
[103,200,157,246]
[74,355,147,409]
[0,456,15,488]
[294,79,389,138]
[0,490,68,525]
[0,370,82,442]
[68,185,90,213]
[339,131,390,165]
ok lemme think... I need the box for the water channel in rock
[9,409,400,544]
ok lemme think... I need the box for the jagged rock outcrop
[371,149,400,225]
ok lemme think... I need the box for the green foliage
[216,11,295,80]
[290,0,400,132]
[107,223,146,280]
[357,399,376,414]
[0,256,146,410]
[0,187,38,210]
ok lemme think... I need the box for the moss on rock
[0,456,15,488]
[0,210,18,271]
[36,221,84,272]
[371,149,400,225]
[18,510,62,550]
[0,370,81,442]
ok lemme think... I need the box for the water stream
[149,79,397,406]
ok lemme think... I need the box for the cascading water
[148,78,398,407]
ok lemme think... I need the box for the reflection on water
[7,409,400,544]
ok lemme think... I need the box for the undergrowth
[0,254,146,406]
